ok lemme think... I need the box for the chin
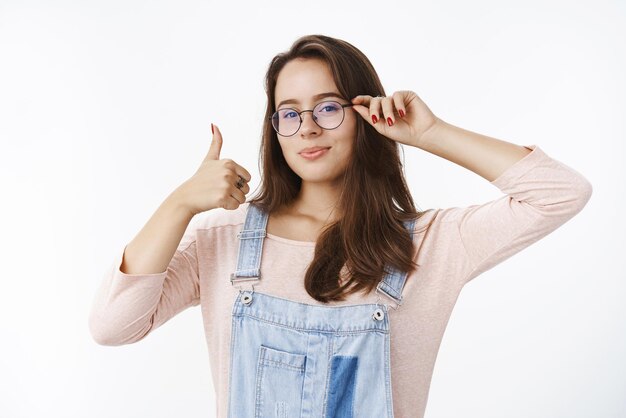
[285,157,348,182]
[298,170,345,184]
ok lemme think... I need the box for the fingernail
[387,117,393,126]
[399,109,405,118]
[211,123,214,134]
[372,115,378,124]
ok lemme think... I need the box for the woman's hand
[174,123,252,215]
[350,90,441,148]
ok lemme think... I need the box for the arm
[89,125,251,346]
[415,119,533,182]
[88,188,201,346]
[415,120,593,285]
[120,188,194,275]
[351,91,592,285]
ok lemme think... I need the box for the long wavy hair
[247,34,431,303]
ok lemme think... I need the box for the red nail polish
[387,117,393,126]
[372,115,378,124]
[399,109,405,118]
[211,123,214,134]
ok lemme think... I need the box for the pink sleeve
[88,221,200,346]
[446,145,593,285]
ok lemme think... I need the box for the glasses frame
[269,100,355,137]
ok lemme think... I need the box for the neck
[285,179,344,224]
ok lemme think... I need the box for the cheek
[276,139,292,157]
[277,140,299,166]
[343,113,358,131]
[331,142,354,165]
[339,122,357,145]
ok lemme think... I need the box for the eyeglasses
[269,100,354,137]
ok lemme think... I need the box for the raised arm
[88,124,253,345]
[417,120,591,282]
[350,91,592,285]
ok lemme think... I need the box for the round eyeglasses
[269,100,355,137]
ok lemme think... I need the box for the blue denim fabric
[227,203,416,418]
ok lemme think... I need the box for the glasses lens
[271,101,345,136]
[272,108,300,136]
[313,101,344,129]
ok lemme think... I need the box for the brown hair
[248,34,431,303]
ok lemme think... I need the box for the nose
[299,110,321,137]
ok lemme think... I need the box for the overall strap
[375,217,418,309]
[231,202,418,308]
[230,203,268,287]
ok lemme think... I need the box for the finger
[348,97,369,122]
[352,95,383,126]
[223,194,243,210]
[228,170,251,194]
[230,185,247,204]
[351,94,375,109]
[381,95,396,126]
[204,123,222,162]
[369,96,383,125]
[392,92,406,119]
[232,164,252,183]
[351,95,368,105]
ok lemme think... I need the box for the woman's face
[273,58,356,185]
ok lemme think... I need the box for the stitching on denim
[232,312,389,335]
[385,324,394,417]
[261,359,305,372]
[322,337,334,418]
[351,356,358,417]
[254,346,266,418]
[226,313,239,418]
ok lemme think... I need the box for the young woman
[89,34,592,418]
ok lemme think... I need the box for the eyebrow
[276,92,344,109]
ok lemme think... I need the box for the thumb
[351,104,375,126]
[204,123,222,161]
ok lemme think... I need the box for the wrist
[166,187,196,219]
[415,117,447,150]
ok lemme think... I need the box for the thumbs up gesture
[176,123,252,215]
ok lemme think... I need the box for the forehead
[274,58,340,105]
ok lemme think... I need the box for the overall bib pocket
[255,345,307,418]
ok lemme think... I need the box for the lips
[299,147,330,160]
[299,146,331,154]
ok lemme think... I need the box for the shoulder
[411,207,456,231]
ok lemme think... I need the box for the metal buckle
[230,273,261,294]
[375,286,402,311]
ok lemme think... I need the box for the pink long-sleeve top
[88,144,592,418]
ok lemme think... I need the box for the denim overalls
[227,203,417,418]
